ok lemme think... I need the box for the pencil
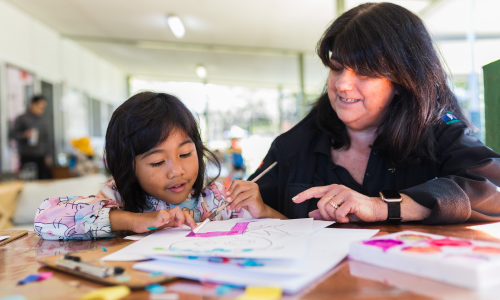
[192,161,278,233]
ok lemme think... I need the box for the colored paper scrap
[115,275,131,282]
[37,272,53,280]
[0,295,27,300]
[79,286,131,300]
[148,271,163,277]
[68,280,80,287]
[102,247,107,252]
[145,284,167,294]
[237,287,282,300]
[149,293,179,300]
[18,275,39,285]
[17,272,53,285]
[215,284,233,295]
[238,260,264,267]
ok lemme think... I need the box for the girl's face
[135,130,199,205]
[327,60,396,131]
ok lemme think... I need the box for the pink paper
[37,272,53,280]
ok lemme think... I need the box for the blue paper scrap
[145,283,167,294]
[0,295,27,300]
[18,274,40,285]
[215,285,233,295]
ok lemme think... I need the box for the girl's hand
[226,180,268,218]
[292,184,387,223]
[129,206,197,233]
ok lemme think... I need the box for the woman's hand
[292,184,387,222]
[226,180,268,218]
[110,207,197,233]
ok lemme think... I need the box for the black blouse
[309,133,398,214]
[248,111,500,224]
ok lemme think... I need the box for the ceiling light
[167,15,185,38]
[196,65,207,79]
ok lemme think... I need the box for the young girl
[33,92,275,240]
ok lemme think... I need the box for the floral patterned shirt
[34,180,250,240]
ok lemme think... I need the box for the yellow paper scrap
[237,286,282,300]
[79,286,131,300]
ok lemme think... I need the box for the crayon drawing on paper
[148,218,313,259]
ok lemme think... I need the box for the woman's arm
[401,121,500,224]
[391,194,431,221]
[292,185,430,222]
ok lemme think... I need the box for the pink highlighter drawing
[186,222,252,238]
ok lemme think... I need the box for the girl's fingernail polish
[148,227,157,230]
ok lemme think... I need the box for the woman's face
[135,130,199,205]
[327,61,396,131]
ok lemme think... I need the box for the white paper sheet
[311,220,335,232]
[142,220,336,274]
[124,219,333,241]
[147,254,301,275]
[104,218,313,261]
[0,236,10,242]
[133,228,379,294]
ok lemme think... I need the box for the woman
[247,2,500,224]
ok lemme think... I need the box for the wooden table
[2,222,500,300]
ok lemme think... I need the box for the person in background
[11,95,52,180]
[229,138,246,179]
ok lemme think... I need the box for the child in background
[34,92,259,240]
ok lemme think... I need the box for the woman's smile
[338,95,361,104]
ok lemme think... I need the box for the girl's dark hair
[105,92,220,213]
[313,2,471,166]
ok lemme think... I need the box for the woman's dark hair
[313,2,471,166]
[105,92,220,213]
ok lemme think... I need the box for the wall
[0,0,127,171]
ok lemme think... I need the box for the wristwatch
[379,190,403,222]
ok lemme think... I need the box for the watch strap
[386,202,402,222]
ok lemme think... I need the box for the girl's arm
[34,190,120,240]
[34,181,197,240]
[226,180,287,219]
[109,208,196,232]
[201,180,286,220]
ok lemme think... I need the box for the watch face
[380,190,402,202]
